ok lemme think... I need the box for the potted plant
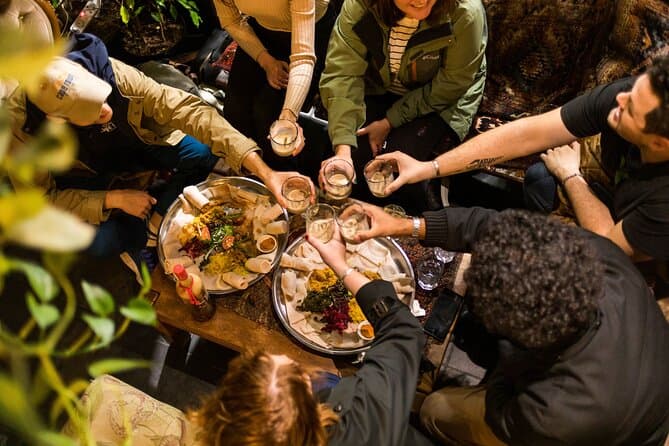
[118,0,202,58]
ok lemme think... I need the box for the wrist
[256,50,271,69]
[334,144,352,158]
[279,108,298,122]
[104,190,118,210]
[561,171,584,186]
[398,217,414,237]
[332,262,350,278]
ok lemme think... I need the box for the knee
[524,161,552,184]
[523,162,558,213]
[419,391,456,434]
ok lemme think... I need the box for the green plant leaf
[0,188,45,232]
[169,4,178,20]
[0,108,10,163]
[7,204,96,252]
[120,4,130,24]
[0,373,43,439]
[42,252,77,277]
[26,293,60,330]
[120,297,156,326]
[34,431,77,446]
[150,11,162,22]
[10,259,58,302]
[135,5,145,16]
[88,358,152,378]
[189,10,202,27]
[81,281,114,316]
[82,314,115,345]
[126,0,135,10]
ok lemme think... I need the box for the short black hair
[465,210,601,352]
[644,55,669,139]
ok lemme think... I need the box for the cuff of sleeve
[422,209,449,246]
[385,105,405,129]
[88,191,112,224]
[216,139,261,174]
[331,132,358,150]
[356,280,400,326]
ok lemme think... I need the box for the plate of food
[158,177,289,293]
[272,235,415,355]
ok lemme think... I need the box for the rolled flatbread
[164,255,194,273]
[183,185,209,210]
[220,271,249,290]
[245,256,272,274]
[280,253,315,272]
[260,203,284,224]
[256,234,277,253]
[266,220,289,235]
[178,194,193,214]
[281,269,297,298]
[208,184,232,201]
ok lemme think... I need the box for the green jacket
[8,58,260,224]
[320,0,487,146]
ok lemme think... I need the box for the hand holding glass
[364,159,395,197]
[282,176,312,214]
[323,159,354,201]
[336,203,369,243]
[269,119,298,157]
[305,204,335,243]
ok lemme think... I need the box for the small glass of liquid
[305,203,336,243]
[269,119,298,157]
[364,159,395,197]
[323,159,354,201]
[282,176,313,214]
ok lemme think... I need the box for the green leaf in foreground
[26,292,60,330]
[120,297,156,326]
[0,373,43,437]
[11,259,58,302]
[81,281,114,317]
[81,314,115,345]
[34,431,77,446]
[88,358,152,378]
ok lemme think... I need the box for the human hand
[356,118,391,156]
[105,189,156,219]
[540,141,581,182]
[375,151,434,196]
[354,203,411,242]
[306,226,348,275]
[318,145,355,190]
[258,52,289,89]
[265,170,316,208]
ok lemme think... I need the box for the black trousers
[223,2,338,176]
[350,93,457,214]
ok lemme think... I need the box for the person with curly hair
[189,228,434,446]
[372,55,669,262]
[353,206,669,445]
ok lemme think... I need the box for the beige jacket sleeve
[7,89,111,225]
[214,0,267,62]
[111,58,260,173]
[284,0,317,116]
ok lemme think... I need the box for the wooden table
[149,238,470,376]
[149,268,340,374]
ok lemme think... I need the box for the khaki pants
[419,386,507,446]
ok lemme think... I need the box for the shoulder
[452,0,486,22]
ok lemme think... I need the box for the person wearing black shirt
[353,205,669,446]
[370,56,669,261]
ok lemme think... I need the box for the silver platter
[158,177,289,294]
[272,235,415,356]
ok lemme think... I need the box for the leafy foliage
[0,27,158,445]
[119,0,202,29]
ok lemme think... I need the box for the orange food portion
[359,323,374,339]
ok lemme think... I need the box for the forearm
[563,176,616,236]
[241,152,273,183]
[433,109,574,178]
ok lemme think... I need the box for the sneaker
[120,251,144,286]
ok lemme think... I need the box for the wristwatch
[411,216,421,238]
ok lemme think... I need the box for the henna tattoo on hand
[467,156,503,170]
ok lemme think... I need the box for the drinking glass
[416,253,445,291]
[364,159,394,197]
[269,119,298,157]
[433,247,455,264]
[305,203,336,243]
[323,159,354,201]
[383,204,407,218]
[336,202,369,244]
[282,176,312,214]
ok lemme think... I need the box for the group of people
[6,0,669,443]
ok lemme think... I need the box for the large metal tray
[158,177,289,294]
[272,235,415,356]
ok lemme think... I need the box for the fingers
[356,126,368,136]
[384,177,403,195]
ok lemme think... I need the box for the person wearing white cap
[8,33,314,282]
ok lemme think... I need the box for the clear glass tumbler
[416,253,445,291]
[269,119,298,157]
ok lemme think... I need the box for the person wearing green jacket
[319,0,487,212]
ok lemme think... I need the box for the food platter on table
[272,235,415,356]
[158,177,289,294]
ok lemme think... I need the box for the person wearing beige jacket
[8,33,313,262]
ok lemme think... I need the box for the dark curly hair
[644,55,669,139]
[465,210,602,352]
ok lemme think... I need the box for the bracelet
[340,267,355,281]
[561,172,584,186]
[432,159,440,178]
[411,216,421,238]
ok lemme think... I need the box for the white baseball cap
[28,57,112,125]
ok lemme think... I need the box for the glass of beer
[305,204,336,243]
[364,159,394,197]
[282,176,312,214]
[323,159,354,201]
[269,119,298,157]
